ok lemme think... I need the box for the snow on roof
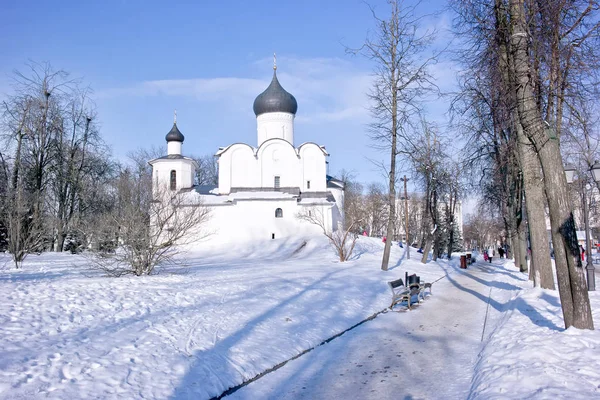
[297,197,331,205]
[228,191,297,200]
[179,187,300,205]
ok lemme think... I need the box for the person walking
[487,247,494,263]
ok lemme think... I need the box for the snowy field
[1,236,599,399]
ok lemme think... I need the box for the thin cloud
[96,56,374,125]
[97,77,264,101]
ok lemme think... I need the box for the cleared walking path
[228,260,525,400]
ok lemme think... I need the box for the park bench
[406,273,433,301]
[388,275,432,310]
[388,278,411,309]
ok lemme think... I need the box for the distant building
[149,61,344,242]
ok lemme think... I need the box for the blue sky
[1,0,457,185]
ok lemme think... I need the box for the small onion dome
[253,70,298,116]
[165,122,184,142]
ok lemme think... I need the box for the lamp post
[564,163,600,291]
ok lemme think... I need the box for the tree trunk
[509,0,593,329]
[381,24,399,271]
[421,187,432,263]
[517,219,528,273]
[56,233,67,253]
[421,238,432,264]
[507,201,521,269]
[516,122,555,288]
[506,225,514,259]
[512,231,520,266]
[495,1,554,288]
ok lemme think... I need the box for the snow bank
[0,236,446,400]
[470,267,600,399]
[3,239,600,399]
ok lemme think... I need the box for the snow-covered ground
[0,236,599,399]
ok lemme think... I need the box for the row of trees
[0,64,112,267]
[350,0,465,270]
[356,0,598,330]
[450,0,600,330]
[0,63,215,272]
[342,173,463,258]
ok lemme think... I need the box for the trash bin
[460,255,467,269]
[466,253,472,264]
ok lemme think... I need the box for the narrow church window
[307,180,311,189]
[170,170,176,191]
[275,208,283,218]
[274,176,280,188]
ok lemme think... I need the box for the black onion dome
[165,122,184,142]
[253,70,298,116]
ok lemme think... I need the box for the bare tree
[1,63,72,267]
[192,154,218,186]
[409,119,445,263]
[450,0,555,287]
[439,161,463,259]
[0,62,118,264]
[463,211,504,252]
[49,88,102,252]
[337,169,365,234]
[406,194,423,246]
[349,0,439,270]
[297,206,359,262]
[364,183,388,237]
[94,175,210,276]
[509,0,593,329]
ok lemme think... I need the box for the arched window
[275,208,283,218]
[170,170,177,191]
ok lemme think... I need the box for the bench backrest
[407,274,420,285]
[389,278,405,288]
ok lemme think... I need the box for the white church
[149,62,344,242]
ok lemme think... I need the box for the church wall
[329,187,345,230]
[299,144,327,191]
[200,200,327,242]
[167,141,182,156]
[230,146,258,188]
[153,160,195,191]
[258,140,300,188]
[217,144,255,194]
[256,112,294,146]
[217,153,230,194]
[151,67,346,245]
[217,141,328,194]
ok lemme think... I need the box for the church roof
[188,186,336,205]
[147,154,198,167]
[326,175,345,189]
[253,69,298,116]
[165,122,184,142]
